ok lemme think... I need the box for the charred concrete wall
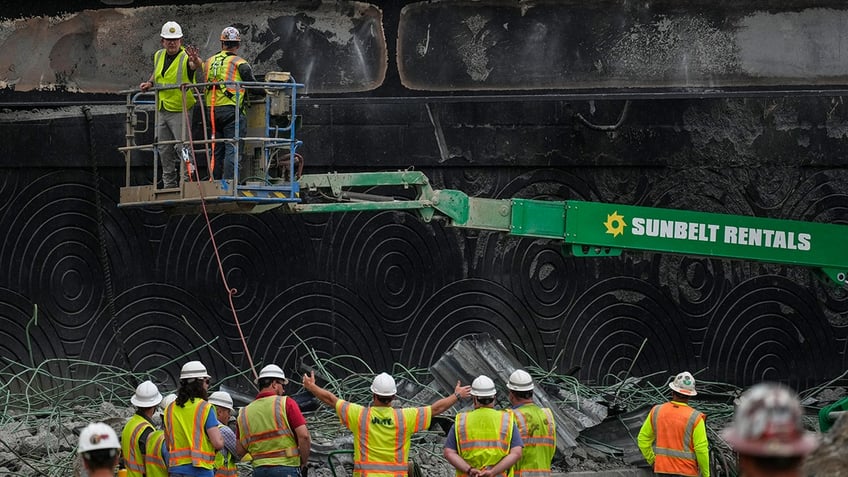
[1,1,847,393]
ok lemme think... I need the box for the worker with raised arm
[122,380,163,477]
[78,422,123,477]
[722,383,818,477]
[637,371,710,477]
[237,364,311,477]
[139,21,202,189]
[302,370,472,476]
[165,361,224,477]
[444,375,523,477]
[208,391,239,477]
[506,370,556,476]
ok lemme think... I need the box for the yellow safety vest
[152,47,196,112]
[510,405,556,477]
[165,398,217,469]
[121,414,154,477]
[237,395,300,467]
[455,408,515,477]
[213,423,238,477]
[204,51,246,108]
[336,400,432,477]
[144,430,168,477]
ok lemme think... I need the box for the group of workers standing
[139,21,259,188]
[638,371,819,477]
[77,362,558,477]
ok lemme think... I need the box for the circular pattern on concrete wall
[157,210,314,326]
[556,277,695,386]
[0,287,69,395]
[246,281,394,388]
[702,275,840,388]
[653,255,730,328]
[0,170,151,344]
[400,278,546,368]
[79,283,235,391]
[316,210,464,336]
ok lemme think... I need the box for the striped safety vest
[165,398,217,469]
[649,402,705,476]
[144,429,168,477]
[336,400,432,477]
[455,407,515,477]
[204,51,246,108]
[121,414,154,477]
[510,404,556,476]
[152,47,196,112]
[214,424,238,477]
[237,395,300,467]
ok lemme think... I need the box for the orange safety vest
[649,402,704,476]
[121,414,154,477]
[510,405,556,476]
[336,400,432,477]
[165,398,217,469]
[455,407,515,477]
[237,395,300,467]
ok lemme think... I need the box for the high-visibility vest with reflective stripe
[214,424,238,477]
[153,47,196,112]
[145,429,168,477]
[121,414,154,477]
[238,395,300,467]
[455,408,515,477]
[335,399,432,477]
[204,51,246,108]
[165,398,217,469]
[510,404,556,476]
[649,402,704,477]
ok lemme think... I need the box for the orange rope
[208,84,217,179]
[180,83,258,382]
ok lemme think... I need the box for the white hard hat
[507,369,534,392]
[208,391,234,411]
[160,393,177,410]
[131,380,163,408]
[220,26,241,42]
[370,372,398,397]
[669,371,697,396]
[721,383,818,457]
[471,375,497,397]
[160,21,183,39]
[78,422,120,454]
[256,364,287,383]
[180,361,210,380]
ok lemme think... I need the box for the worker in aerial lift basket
[78,422,123,477]
[721,383,818,477]
[121,380,163,477]
[237,364,311,477]
[139,21,202,189]
[637,371,710,477]
[506,370,556,476]
[302,369,472,477]
[444,375,523,477]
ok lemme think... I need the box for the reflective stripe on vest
[121,414,153,476]
[145,430,168,477]
[153,48,196,111]
[455,408,514,477]
[237,395,300,467]
[511,405,556,476]
[204,51,246,107]
[165,398,216,469]
[649,402,703,476]
[214,424,238,477]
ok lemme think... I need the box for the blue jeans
[252,465,301,477]
[209,105,246,181]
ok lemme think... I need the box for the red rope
[180,84,258,382]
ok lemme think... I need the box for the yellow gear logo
[604,211,627,237]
